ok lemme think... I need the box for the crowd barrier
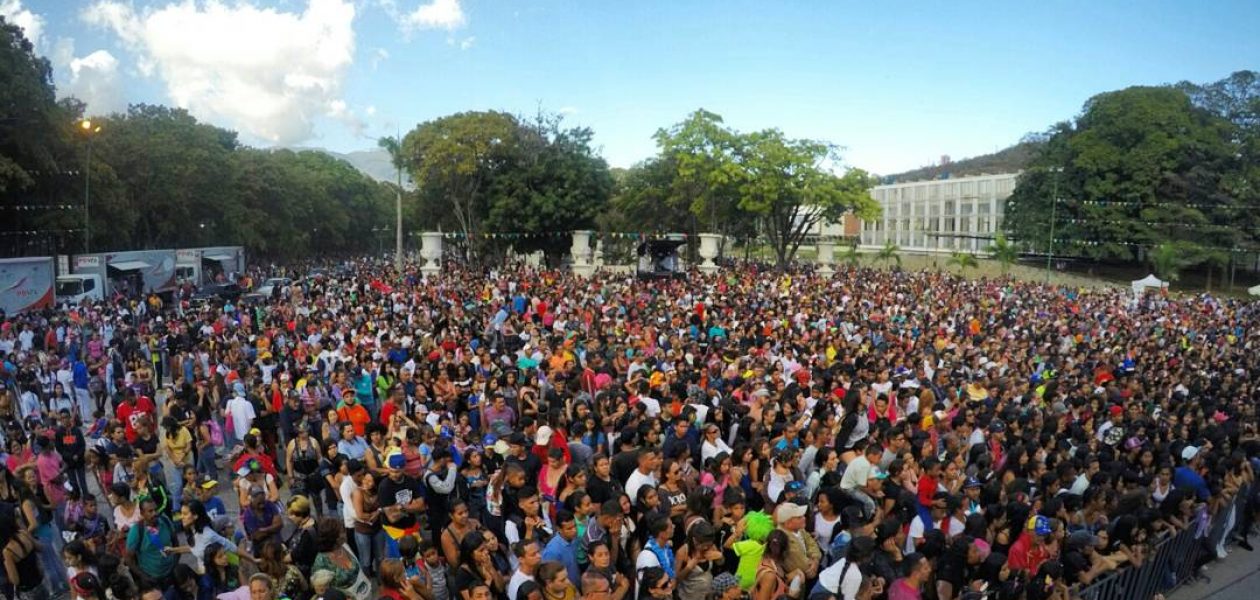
[1075,484,1251,600]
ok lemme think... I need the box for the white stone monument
[817,239,835,276]
[571,230,595,277]
[420,232,443,276]
[697,233,721,274]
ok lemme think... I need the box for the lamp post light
[79,119,101,253]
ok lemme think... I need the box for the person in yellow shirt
[161,415,194,512]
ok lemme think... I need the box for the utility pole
[1045,167,1060,284]
[395,126,404,273]
[80,119,101,253]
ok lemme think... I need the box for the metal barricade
[1074,484,1250,600]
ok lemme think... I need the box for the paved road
[1171,543,1260,600]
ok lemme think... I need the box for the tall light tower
[79,119,101,253]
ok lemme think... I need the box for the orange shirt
[337,402,371,437]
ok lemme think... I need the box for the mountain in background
[295,148,415,189]
[883,141,1041,183]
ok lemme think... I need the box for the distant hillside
[323,149,415,189]
[885,142,1040,183]
[289,147,415,189]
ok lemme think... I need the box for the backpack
[207,419,225,446]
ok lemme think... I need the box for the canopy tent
[202,252,235,262]
[1131,274,1169,294]
[107,260,151,273]
[1248,284,1260,297]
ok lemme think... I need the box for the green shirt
[127,515,178,579]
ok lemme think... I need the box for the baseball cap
[964,477,983,489]
[775,502,807,523]
[712,573,739,596]
[493,440,511,456]
[1109,405,1123,416]
[1181,445,1200,461]
[870,467,889,480]
[1029,515,1052,536]
[1067,530,1100,549]
[198,475,218,490]
[535,425,554,446]
[387,450,406,470]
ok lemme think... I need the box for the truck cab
[56,274,105,305]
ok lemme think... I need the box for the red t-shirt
[116,396,156,443]
[1006,532,1048,575]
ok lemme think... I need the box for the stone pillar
[697,233,721,274]
[817,239,836,276]
[570,230,595,277]
[420,232,443,276]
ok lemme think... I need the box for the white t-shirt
[340,475,359,528]
[507,570,534,600]
[905,515,944,554]
[638,396,662,418]
[839,456,873,491]
[625,469,658,503]
[817,557,864,600]
[226,395,256,440]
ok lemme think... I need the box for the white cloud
[402,0,464,31]
[365,105,377,117]
[558,106,578,116]
[66,50,126,115]
[0,0,43,47]
[372,47,389,69]
[459,35,475,50]
[82,0,358,144]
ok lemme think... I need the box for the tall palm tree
[948,251,979,272]
[985,232,1018,275]
[839,243,862,268]
[378,135,406,271]
[874,240,901,269]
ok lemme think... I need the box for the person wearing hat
[197,475,228,521]
[775,502,821,581]
[225,382,256,445]
[711,572,741,600]
[243,485,283,547]
[962,477,984,516]
[1173,444,1211,502]
[1006,515,1056,576]
[335,389,371,438]
[378,449,426,559]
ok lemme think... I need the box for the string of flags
[1059,218,1240,231]
[0,204,78,210]
[1068,200,1260,210]
[1051,238,1254,253]
[0,228,85,236]
[434,231,693,240]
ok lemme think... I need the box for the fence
[1075,484,1252,600]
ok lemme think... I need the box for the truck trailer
[58,249,179,304]
[0,256,55,315]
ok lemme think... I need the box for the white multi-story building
[855,172,1019,253]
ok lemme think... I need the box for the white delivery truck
[175,246,246,286]
[57,249,179,304]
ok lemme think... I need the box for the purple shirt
[243,502,281,545]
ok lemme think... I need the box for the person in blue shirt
[196,476,229,521]
[1173,445,1211,502]
[541,510,582,584]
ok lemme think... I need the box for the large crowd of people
[0,259,1257,600]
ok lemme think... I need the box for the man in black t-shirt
[377,450,425,557]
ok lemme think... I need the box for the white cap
[535,425,554,446]
[775,502,807,523]
[1181,446,1200,461]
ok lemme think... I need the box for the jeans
[167,461,187,512]
[34,523,66,595]
[354,530,386,577]
[197,445,219,479]
[75,387,93,424]
[66,466,88,497]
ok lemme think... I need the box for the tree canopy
[1005,73,1259,273]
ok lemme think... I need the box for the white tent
[1248,284,1260,297]
[1131,274,1169,294]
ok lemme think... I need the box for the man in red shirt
[115,389,155,444]
[1007,515,1055,576]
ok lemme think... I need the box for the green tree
[1149,241,1189,283]
[1005,86,1240,262]
[735,129,879,267]
[838,243,862,268]
[985,232,1018,274]
[486,112,613,262]
[402,111,521,259]
[948,251,979,272]
[652,109,751,245]
[874,240,901,268]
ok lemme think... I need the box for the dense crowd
[0,260,1257,600]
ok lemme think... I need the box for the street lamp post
[1044,166,1062,285]
[80,119,101,253]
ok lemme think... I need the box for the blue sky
[8,0,1259,175]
